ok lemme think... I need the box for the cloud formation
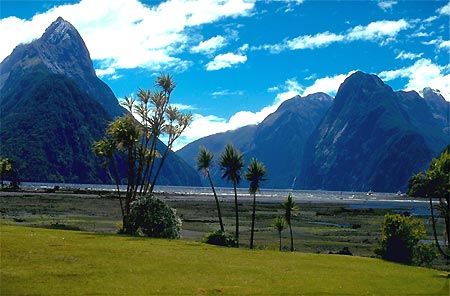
[255,19,410,53]
[377,0,397,11]
[379,58,450,101]
[206,52,247,71]
[190,35,227,55]
[0,0,256,73]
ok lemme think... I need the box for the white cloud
[287,32,345,50]
[379,58,450,101]
[439,40,450,50]
[0,0,255,71]
[256,19,410,53]
[437,2,450,16]
[206,52,247,71]
[346,19,409,41]
[211,89,244,96]
[378,1,397,11]
[395,51,423,60]
[190,35,226,55]
[301,72,355,97]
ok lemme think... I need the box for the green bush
[203,230,237,247]
[129,195,181,239]
[375,213,426,264]
[412,242,439,267]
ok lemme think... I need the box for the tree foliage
[282,193,298,252]
[407,145,450,259]
[203,230,237,247]
[197,146,224,231]
[376,213,434,265]
[272,216,287,251]
[219,143,245,246]
[0,157,19,190]
[245,157,267,249]
[94,74,192,234]
[128,195,181,239]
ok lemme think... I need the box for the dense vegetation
[408,145,450,260]
[1,70,111,183]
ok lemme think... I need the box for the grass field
[1,223,448,295]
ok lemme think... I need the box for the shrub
[375,213,425,264]
[203,230,237,247]
[129,195,181,239]
[413,242,439,267]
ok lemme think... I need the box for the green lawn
[1,224,448,295]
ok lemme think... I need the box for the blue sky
[1,0,449,150]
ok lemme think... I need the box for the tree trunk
[208,172,224,232]
[289,223,294,252]
[279,231,282,251]
[250,192,256,249]
[429,196,449,259]
[233,182,239,247]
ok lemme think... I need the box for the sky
[1,0,449,150]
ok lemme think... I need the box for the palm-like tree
[282,193,298,252]
[272,216,287,251]
[219,143,245,246]
[196,146,224,232]
[245,157,267,249]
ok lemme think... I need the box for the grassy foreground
[1,224,448,295]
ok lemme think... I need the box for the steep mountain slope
[0,17,201,186]
[422,87,450,137]
[299,71,440,192]
[1,69,110,183]
[0,17,123,117]
[178,93,333,188]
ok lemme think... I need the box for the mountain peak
[41,17,79,45]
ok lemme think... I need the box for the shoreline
[1,185,432,216]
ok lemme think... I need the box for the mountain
[421,87,450,137]
[0,17,201,186]
[0,17,123,118]
[177,93,333,188]
[299,71,447,192]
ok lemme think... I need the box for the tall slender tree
[407,145,449,260]
[272,216,287,251]
[94,74,192,234]
[282,193,298,252]
[245,157,267,249]
[196,146,224,232]
[219,143,245,246]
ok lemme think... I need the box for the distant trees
[94,74,192,234]
[0,158,12,187]
[282,193,298,252]
[219,143,245,246]
[0,157,19,190]
[245,157,267,249]
[407,145,449,260]
[196,146,224,232]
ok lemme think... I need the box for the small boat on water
[366,190,374,196]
